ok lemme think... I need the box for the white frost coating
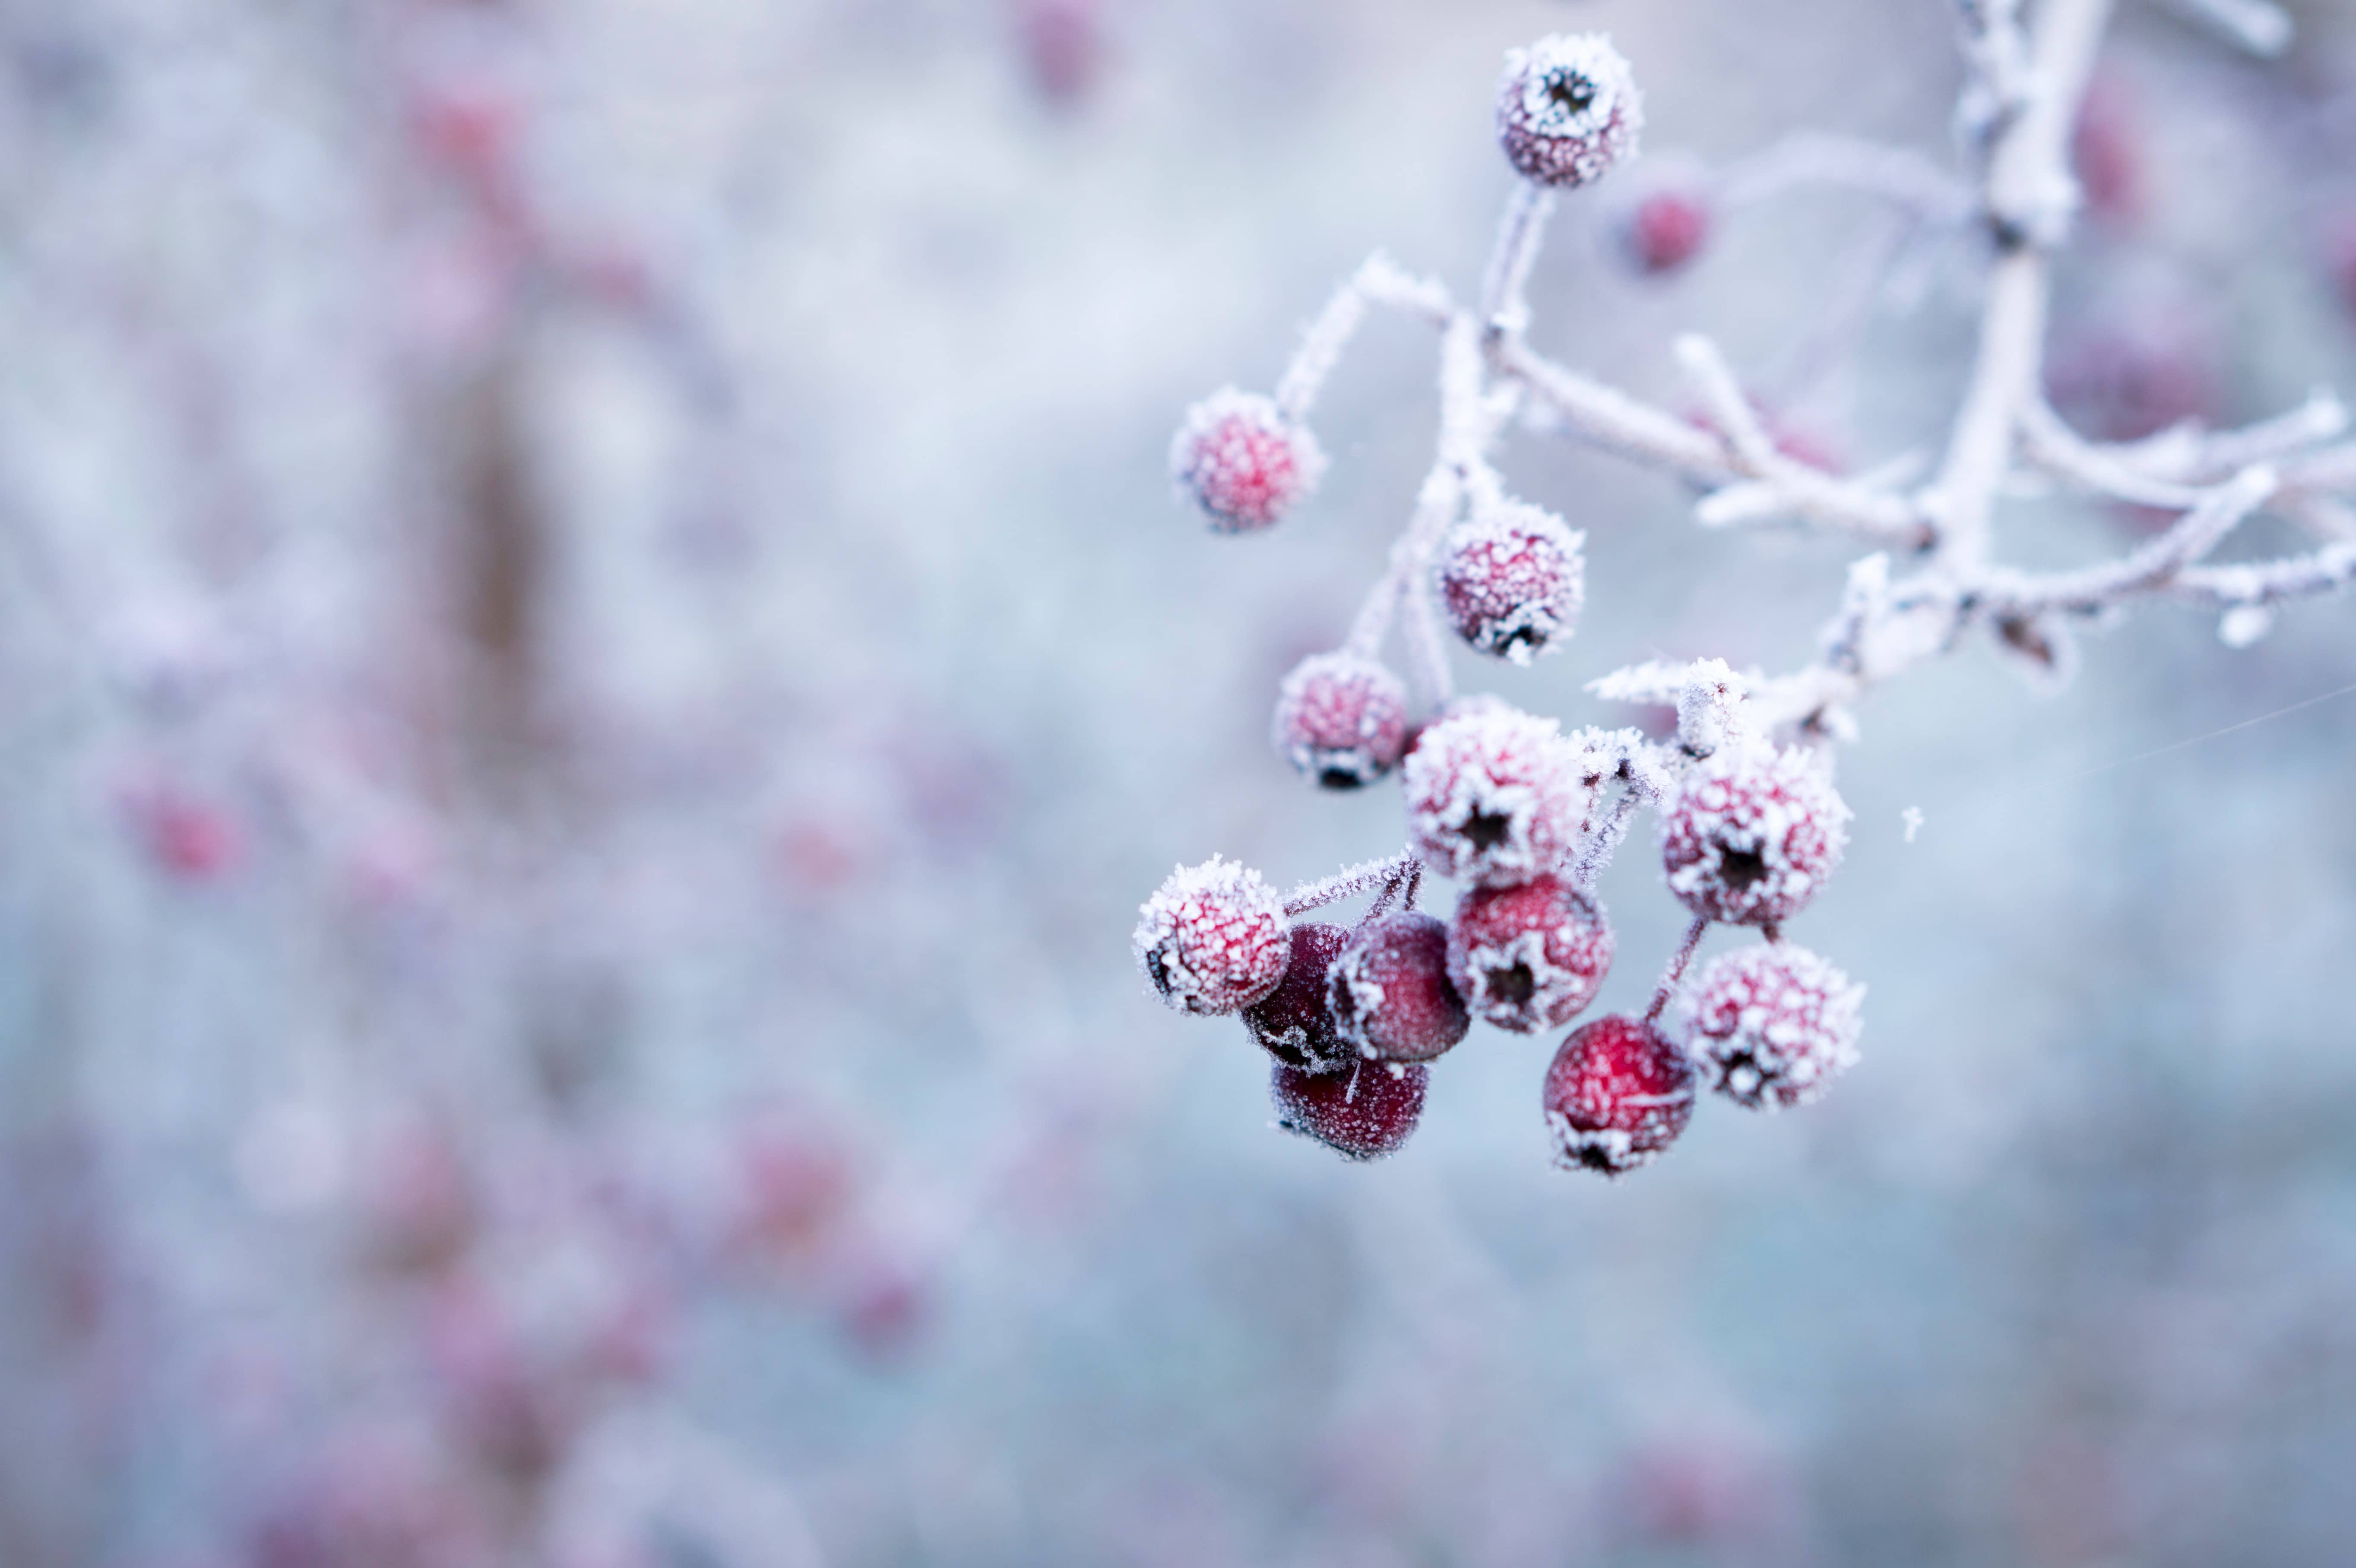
[1497,34,1643,190]
[1434,496,1586,665]
[2218,605,2273,649]
[1659,741,1852,926]
[1272,651,1410,788]
[1677,943,1865,1110]
[1400,705,1591,888]
[1168,388,1327,533]
[1133,856,1291,1017]
[1675,658,1749,758]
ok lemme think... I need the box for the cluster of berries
[1140,35,1869,1175]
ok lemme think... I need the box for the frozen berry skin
[1543,1015,1695,1176]
[1401,704,1589,889]
[1679,943,1864,1110]
[1659,744,1850,927]
[1243,922,1354,1073]
[1436,498,1585,665]
[1273,1057,1428,1161]
[1169,388,1327,534]
[1448,875,1614,1034]
[1623,187,1712,276]
[1328,912,1469,1064]
[1134,856,1291,1016]
[1496,34,1643,191]
[1272,651,1411,790]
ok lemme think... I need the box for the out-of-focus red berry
[1169,389,1326,533]
[1272,651,1410,790]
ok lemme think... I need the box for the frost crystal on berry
[1273,652,1411,790]
[1680,944,1864,1110]
[1329,912,1469,1064]
[1543,1015,1695,1176]
[1134,856,1291,1017]
[1659,744,1850,927]
[1402,705,1590,888]
[1436,498,1586,665]
[1497,34,1643,191]
[1273,1057,1427,1161]
[1448,874,1614,1034]
[1242,922,1353,1073]
[1169,388,1326,533]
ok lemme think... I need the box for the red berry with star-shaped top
[1273,1057,1428,1161]
[1272,651,1411,790]
[1242,922,1353,1073]
[1679,942,1864,1110]
[1448,874,1614,1034]
[1436,497,1586,665]
[1497,34,1643,190]
[1169,389,1326,533]
[1543,1014,1695,1176]
[1402,704,1591,888]
[1659,743,1849,927]
[1329,912,1469,1064]
[1134,856,1291,1016]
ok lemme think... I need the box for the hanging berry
[1543,1014,1696,1176]
[1133,857,1292,1016]
[1329,912,1470,1064]
[1448,874,1615,1034]
[1273,1057,1428,1161]
[1496,34,1644,190]
[1659,744,1850,927]
[1401,705,1590,888]
[1168,389,1326,533]
[1679,943,1864,1110]
[1272,652,1412,789]
[1435,497,1586,665]
[1243,922,1355,1074]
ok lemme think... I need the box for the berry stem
[1479,180,1556,338]
[1644,914,1712,1025]
[1282,851,1420,918]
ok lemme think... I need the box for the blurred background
[3,0,2355,1563]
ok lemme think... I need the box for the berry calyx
[1679,943,1864,1110]
[1401,704,1590,888]
[1272,651,1411,790]
[1448,874,1615,1034]
[1134,857,1291,1016]
[1242,922,1354,1073]
[1659,743,1849,927]
[1273,1057,1427,1161]
[1496,34,1643,191]
[1169,388,1326,533]
[1328,912,1469,1064]
[1543,1014,1695,1176]
[1435,497,1586,665]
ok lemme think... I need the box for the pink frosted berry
[1436,497,1585,665]
[1543,1015,1695,1176]
[1243,922,1354,1073]
[1623,186,1712,276]
[1273,1057,1427,1161]
[1679,943,1864,1110]
[1496,34,1643,190]
[1328,912,1469,1064]
[1401,705,1590,888]
[1659,744,1849,927]
[1134,856,1291,1016]
[1169,388,1326,533]
[1273,651,1410,790]
[1448,874,1614,1034]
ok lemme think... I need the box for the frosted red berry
[1328,912,1469,1064]
[1169,388,1326,533]
[1543,1015,1695,1176]
[1448,874,1614,1034]
[1659,744,1849,927]
[1496,34,1642,191]
[1401,704,1589,888]
[1273,1057,1427,1162]
[1679,943,1863,1110]
[1273,651,1410,790]
[1436,498,1585,665]
[1243,922,1353,1073]
[1624,187,1712,276]
[1134,856,1291,1016]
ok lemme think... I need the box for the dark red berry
[1272,651,1410,789]
[1624,187,1711,275]
[1169,389,1325,533]
[1679,943,1863,1110]
[1242,922,1353,1073]
[1273,1057,1427,1161]
[1496,34,1642,190]
[1134,857,1291,1016]
[1328,912,1469,1064]
[1448,874,1614,1034]
[1436,498,1585,665]
[1543,1015,1695,1176]
[1659,744,1849,928]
